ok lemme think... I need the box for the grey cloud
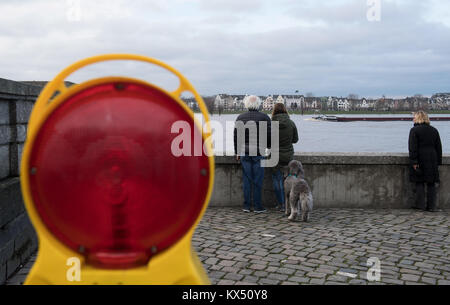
[198,0,263,13]
[0,0,449,98]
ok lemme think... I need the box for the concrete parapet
[211,153,450,209]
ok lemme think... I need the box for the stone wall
[211,153,450,209]
[0,78,41,284]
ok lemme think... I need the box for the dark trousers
[271,168,285,208]
[241,156,265,211]
[415,182,436,210]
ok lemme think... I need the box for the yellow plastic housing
[20,54,214,285]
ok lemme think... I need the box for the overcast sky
[0,0,449,98]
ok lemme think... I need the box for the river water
[195,113,449,154]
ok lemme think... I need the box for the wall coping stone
[0,78,41,97]
[215,153,450,165]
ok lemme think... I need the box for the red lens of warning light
[28,81,210,269]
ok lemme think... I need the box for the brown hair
[272,103,287,117]
[414,110,430,124]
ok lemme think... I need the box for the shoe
[242,209,251,213]
[426,208,439,212]
[254,208,267,214]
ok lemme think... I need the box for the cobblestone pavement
[6,207,450,285]
[194,207,450,285]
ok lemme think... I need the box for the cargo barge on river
[312,114,450,122]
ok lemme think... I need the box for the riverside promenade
[6,206,450,285]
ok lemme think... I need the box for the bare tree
[203,96,216,114]
[348,93,359,100]
[306,92,314,97]
[376,99,386,111]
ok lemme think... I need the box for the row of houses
[183,93,450,112]
[325,95,450,111]
[211,94,307,111]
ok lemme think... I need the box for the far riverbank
[195,110,450,115]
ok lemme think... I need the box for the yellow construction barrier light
[20,54,214,284]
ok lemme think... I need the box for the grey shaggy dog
[283,160,313,222]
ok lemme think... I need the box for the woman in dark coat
[271,103,299,211]
[408,111,442,212]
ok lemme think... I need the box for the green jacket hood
[272,113,290,129]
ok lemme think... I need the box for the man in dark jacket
[234,95,271,213]
[408,111,442,212]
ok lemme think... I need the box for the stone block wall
[0,78,41,284]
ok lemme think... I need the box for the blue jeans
[272,168,285,208]
[241,156,265,210]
